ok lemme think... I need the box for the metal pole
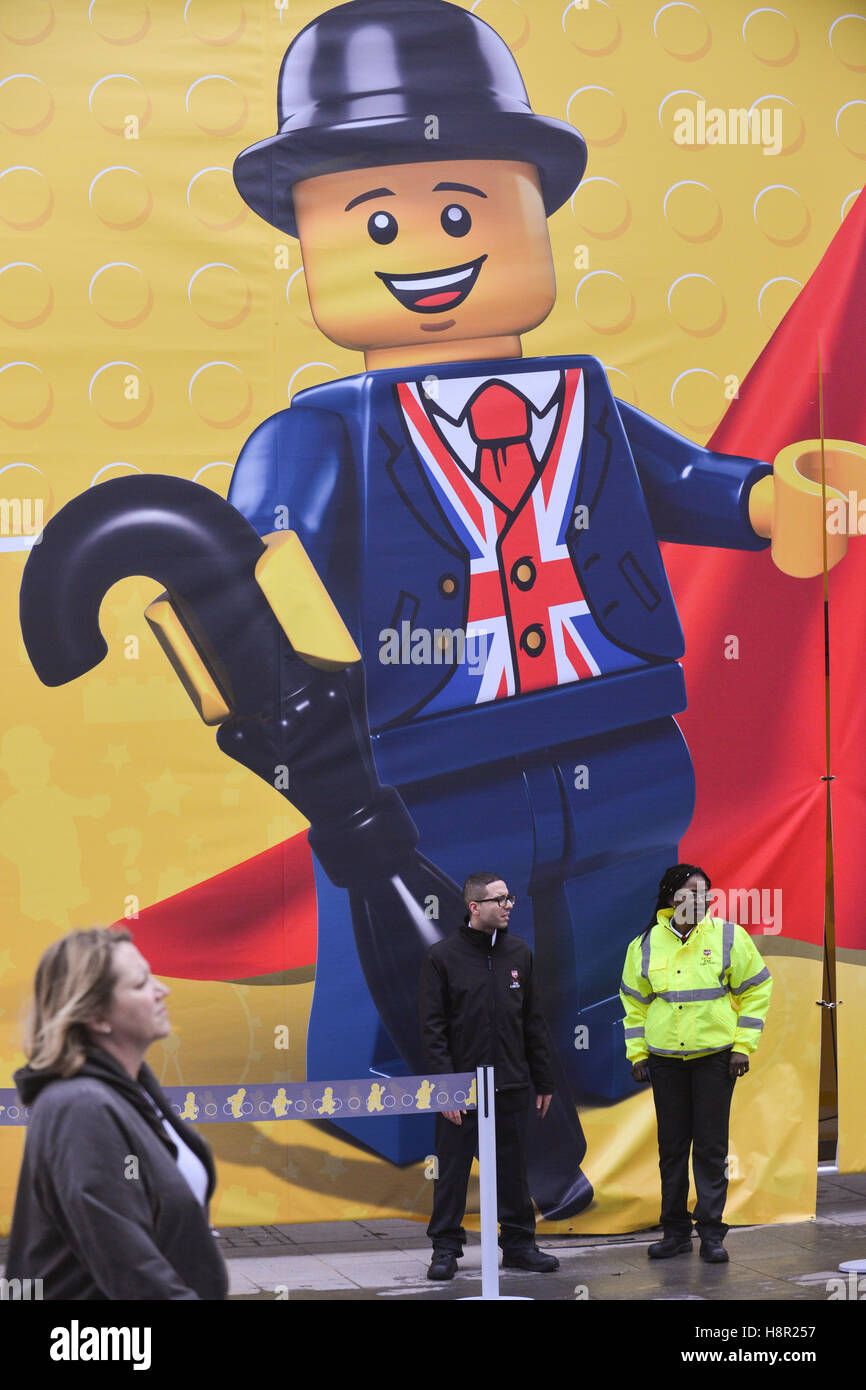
[476,1065,500,1301]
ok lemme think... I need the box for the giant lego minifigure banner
[1,0,864,1234]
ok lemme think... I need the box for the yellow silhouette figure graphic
[229,1086,247,1118]
[415,1079,434,1110]
[179,1091,199,1120]
[366,1083,386,1113]
[466,1077,477,1108]
[316,1086,337,1115]
[272,1087,292,1117]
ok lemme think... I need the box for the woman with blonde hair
[6,927,227,1299]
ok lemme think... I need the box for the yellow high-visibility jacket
[620,909,773,1063]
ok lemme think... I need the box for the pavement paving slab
[207,1172,866,1300]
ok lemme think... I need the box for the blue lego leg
[529,716,696,1100]
[532,852,679,1099]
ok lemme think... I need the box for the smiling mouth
[375,255,487,313]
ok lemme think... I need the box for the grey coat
[6,1046,228,1300]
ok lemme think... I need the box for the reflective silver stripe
[620,978,654,1003]
[654,986,730,1003]
[737,1016,764,1030]
[647,1045,730,1058]
[623,1027,645,1039]
[730,965,770,995]
[640,932,652,983]
[719,919,735,987]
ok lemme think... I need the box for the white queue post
[477,1065,500,1300]
[460,1065,531,1301]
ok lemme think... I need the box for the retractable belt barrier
[2,1066,513,1299]
[0,1072,476,1125]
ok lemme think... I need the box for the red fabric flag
[116,832,317,979]
[668,188,866,949]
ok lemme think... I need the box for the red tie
[467,382,537,512]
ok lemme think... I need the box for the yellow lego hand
[253,531,360,671]
[748,439,866,578]
[144,529,360,726]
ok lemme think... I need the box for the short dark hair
[462,871,505,923]
[462,871,503,908]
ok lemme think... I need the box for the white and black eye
[441,203,471,236]
[367,210,398,244]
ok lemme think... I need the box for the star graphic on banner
[104,745,131,772]
[142,771,191,816]
[106,585,151,638]
[321,1153,346,1181]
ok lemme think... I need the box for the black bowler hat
[233,0,587,238]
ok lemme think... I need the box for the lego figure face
[293,159,556,362]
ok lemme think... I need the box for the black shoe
[648,1236,693,1259]
[427,1252,458,1280]
[501,1247,560,1272]
[699,1240,729,1263]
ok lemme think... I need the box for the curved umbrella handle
[19,475,274,705]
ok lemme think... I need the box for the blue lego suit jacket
[228,354,771,772]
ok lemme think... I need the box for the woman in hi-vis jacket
[621,863,772,1263]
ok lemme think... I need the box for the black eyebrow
[433,182,487,199]
[344,187,395,211]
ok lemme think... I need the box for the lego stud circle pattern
[0,1,858,464]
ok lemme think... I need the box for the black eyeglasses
[473,894,516,908]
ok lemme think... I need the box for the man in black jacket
[419,870,561,1281]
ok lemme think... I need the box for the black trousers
[647,1048,736,1242]
[426,1086,536,1255]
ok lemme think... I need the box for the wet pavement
[215,1170,866,1301]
